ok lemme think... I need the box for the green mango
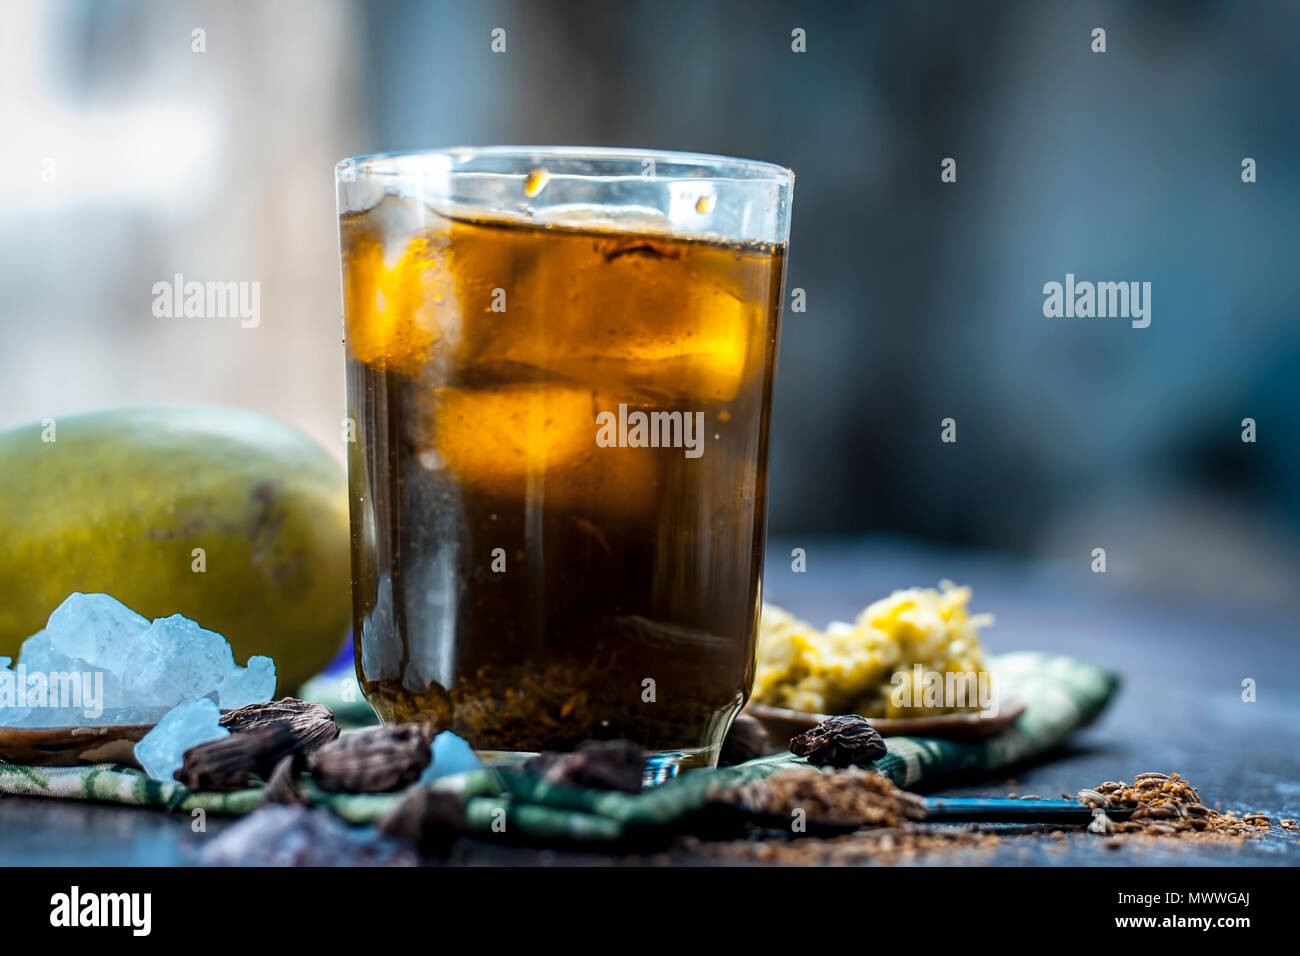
[0,405,351,691]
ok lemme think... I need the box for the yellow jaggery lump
[753,582,994,718]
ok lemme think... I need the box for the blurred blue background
[2,0,1297,608]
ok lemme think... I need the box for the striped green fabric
[0,652,1116,841]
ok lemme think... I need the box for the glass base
[476,746,720,788]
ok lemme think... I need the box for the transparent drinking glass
[336,147,794,777]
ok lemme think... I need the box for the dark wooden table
[2,537,1296,866]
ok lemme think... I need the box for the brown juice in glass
[342,195,785,766]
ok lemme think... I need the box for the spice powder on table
[694,768,1279,865]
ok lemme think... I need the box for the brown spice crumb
[712,767,927,828]
[1075,771,1275,841]
[689,825,1002,865]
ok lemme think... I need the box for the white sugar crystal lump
[0,593,277,728]
[132,614,236,708]
[44,591,151,665]
[420,731,483,783]
[134,697,228,781]
[219,654,276,710]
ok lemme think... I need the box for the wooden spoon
[0,723,154,768]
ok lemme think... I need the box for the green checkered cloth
[0,652,1116,842]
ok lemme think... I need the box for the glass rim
[335,145,795,187]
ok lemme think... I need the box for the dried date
[307,723,436,793]
[789,715,887,768]
[177,724,302,791]
[219,698,339,754]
